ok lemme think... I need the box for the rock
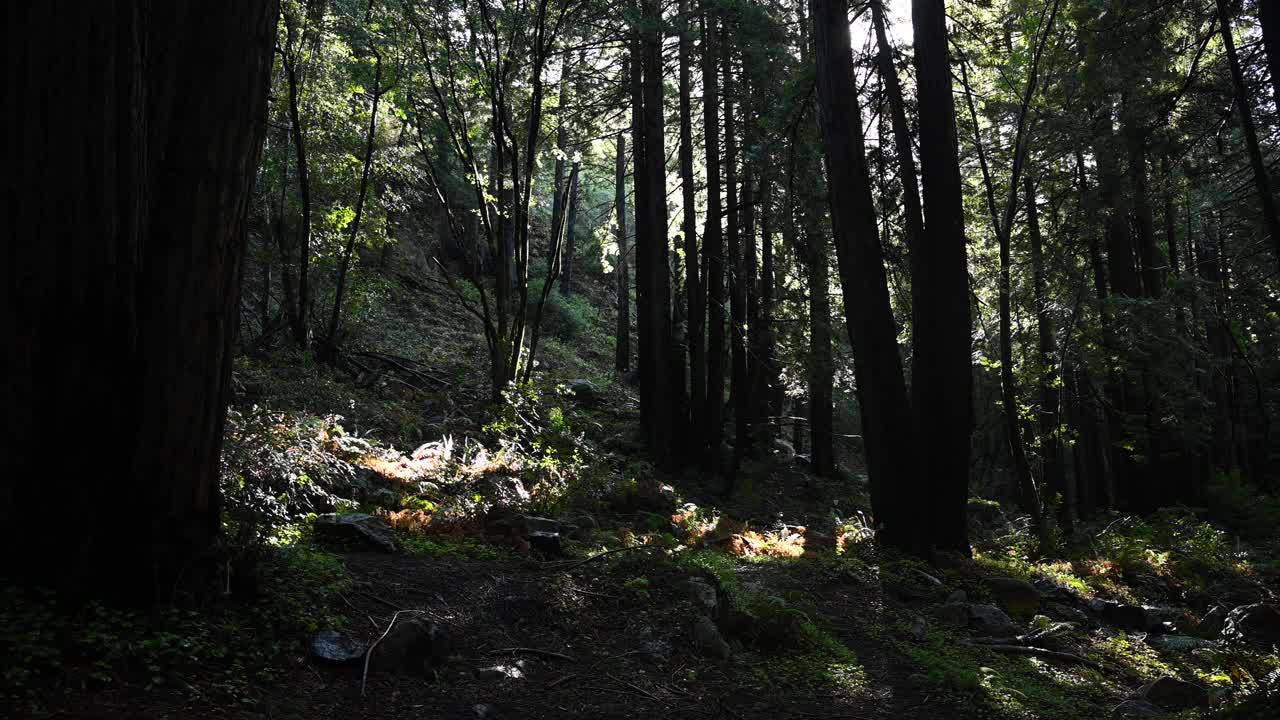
[682,578,719,616]
[1045,601,1093,626]
[983,577,1041,620]
[931,602,971,627]
[368,487,399,507]
[967,499,1008,530]
[1111,697,1166,718]
[968,604,1021,637]
[1034,577,1084,604]
[1139,676,1209,708]
[1222,603,1280,648]
[561,379,599,403]
[370,617,450,673]
[1090,599,1153,631]
[525,530,564,558]
[946,590,968,604]
[693,616,731,660]
[914,569,945,587]
[473,704,495,719]
[479,475,530,508]
[486,514,561,536]
[477,661,526,682]
[314,513,398,552]
[310,630,366,664]
[1196,605,1228,638]
[907,614,929,642]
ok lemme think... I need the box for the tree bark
[615,130,632,372]
[1259,0,1280,133]
[679,0,705,438]
[281,16,314,349]
[911,0,974,554]
[3,0,279,603]
[812,0,922,554]
[1217,0,1280,273]
[871,0,924,274]
[702,11,727,462]
[723,24,748,474]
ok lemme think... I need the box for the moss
[399,535,515,561]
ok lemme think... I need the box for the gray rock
[907,614,929,642]
[310,629,366,664]
[370,617,450,673]
[561,379,599,403]
[693,616,731,660]
[1111,697,1166,717]
[931,602,971,627]
[967,500,1008,530]
[1089,599,1153,631]
[914,569,944,587]
[946,590,968,604]
[480,475,530,508]
[968,603,1020,637]
[1045,601,1093,626]
[1223,603,1280,648]
[525,530,564,558]
[983,577,1041,620]
[1196,605,1228,638]
[1139,676,1209,708]
[771,438,797,462]
[369,487,399,507]
[682,578,719,617]
[315,513,398,552]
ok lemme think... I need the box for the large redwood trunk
[811,0,923,554]
[911,0,974,554]
[3,0,279,603]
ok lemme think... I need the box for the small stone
[1139,676,1209,708]
[310,630,366,664]
[693,616,731,660]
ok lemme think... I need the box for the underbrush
[0,544,349,717]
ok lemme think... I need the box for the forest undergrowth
[4,271,1279,720]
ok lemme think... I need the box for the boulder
[1139,676,1209,708]
[310,629,366,664]
[967,499,1008,531]
[315,513,398,552]
[1089,599,1154,631]
[1196,605,1228,639]
[1222,603,1280,648]
[946,590,968,604]
[479,475,531,508]
[968,604,1021,637]
[370,617,450,674]
[983,577,1041,620]
[931,602,971,627]
[561,379,599,403]
[692,616,731,660]
[525,530,564,558]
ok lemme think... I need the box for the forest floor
[6,269,1280,719]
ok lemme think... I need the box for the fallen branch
[607,672,668,705]
[363,610,419,696]
[485,647,576,663]
[968,642,1102,671]
[541,544,661,573]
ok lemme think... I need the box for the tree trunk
[615,130,632,372]
[3,0,278,604]
[871,0,924,271]
[800,210,836,477]
[911,0,974,555]
[723,26,748,476]
[562,163,580,298]
[1026,175,1069,534]
[1217,0,1280,273]
[1262,0,1280,118]
[679,0,705,439]
[812,0,922,554]
[323,45,383,359]
[282,29,314,349]
[702,11,727,463]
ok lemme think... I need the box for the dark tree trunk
[723,27,747,473]
[800,210,836,477]
[702,12,727,462]
[757,179,780,439]
[562,169,580,298]
[911,0,974,555]
[3,0,278,604]
[871,0,924,272]
[679,0,705,439]
[615,130,632,372]
[552,74,571,276]
[812,0,922,554]
[1217,0,1280,273]
[1126,129,1163,299]
[1026,175,1069,534]
[1262,0,1280,117]
[281,25,314,349]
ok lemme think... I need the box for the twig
[337,592,379,630]
[607,673,668,705]
[968,642,1102,670]
[485,647,577,663]
[542,673,577,691]
[362,610,423,696]
[568,587,620,600]
[542,544,660,573]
